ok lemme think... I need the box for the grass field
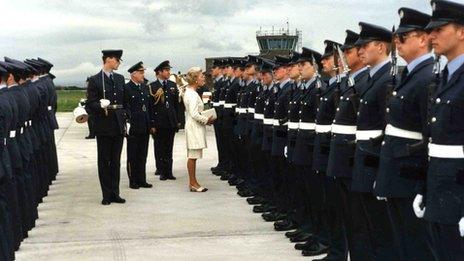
[57,90,86,112]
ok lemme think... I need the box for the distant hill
[55,85,86,90]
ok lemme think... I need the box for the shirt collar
[279,78,291,89]
[351,66,369,80]
[446,53,464,81]
[407,53,433,74]
[8,84,18,88]
[305,76,317,88]
[0,83,6,89]
[246,79,254,86]
[103,70,113,78]
[328,75,337,86]
[369,58,390,77]
[214,75,223,82]
[131,79,141,86]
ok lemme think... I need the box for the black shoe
[247,196,266,205]
[220,172,230,181]
[160,175,168,181]
[101,199,111,205]
[85,136,95,139]
[262,212,286,222]
[237,189,255,198]
[253,204,276,213]
[130,183,140,189]
[290,232,314,243]
[253,204,267,213]
[285,229,304,238]
[139,183,153,188]
[111,196,126,204]
[166,175,176,180]
[295,239,316,250]
[301,243,329,256]
[274,219,297,231]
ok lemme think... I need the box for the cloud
[1,0,434,85]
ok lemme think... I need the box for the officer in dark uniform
[125,62,153,189]
[326,31,372,261]
[0,62,16,261]
[247,60,274,209]
[222,58,244,182]
[373,8,435,261]
[262,55,294,223]
[2,60,32,253]
[290,48,330,256]
[351,22,399,260]
[233,56,259,192]
[149,60,179,181]
[273,51,304,232]
[311,40,349,260]
[86,49,128,205]
[420,1,464,259]
[217,59,234,180]
[210,59,227,175]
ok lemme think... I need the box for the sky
[1,0,433,86]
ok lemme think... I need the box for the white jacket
[183,87,208,149]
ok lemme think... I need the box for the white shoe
[189,185,208,192]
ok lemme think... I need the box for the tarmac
[15,112,326,261]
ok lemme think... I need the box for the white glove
[459,217,464,237]
[284,146,288,158]
[413,194,425,218]
[126,123,131,134]
[100,99,110,109]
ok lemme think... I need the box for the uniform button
[357,112,360,116]
[360,99,363,102]
[333,120,336,123]
[429,137,432,142]
[392,91,397,96]
[114,93,116,95]
[381,141,385,146]
[336,108,340,111]
[299,111,302,113]
[431,117,436,122]
[436,98,441,104]
[386,108,390,113]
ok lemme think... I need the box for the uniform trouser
[250,142,266,194]
[153,128,176,177]
[426,221,464,261]
[126,133,149,185]
[0,196,14,261]
[323,176,348,260]
[87,115,95,137]
[337,179,372,261]
[309,172,329,245]
[213,122,225,168]
[385,197,434,261]
[238,134,253,181]
[0,176,22,250]
[288,165,312,229]
[96,135,123,200]
[222,128,233,173]
[359,192,399,261]
[269,156,286,212]
[49,132,59,180]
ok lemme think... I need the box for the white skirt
[187,149,203,159]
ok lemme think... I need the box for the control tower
[256,25,302,59]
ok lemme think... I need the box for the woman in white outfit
[183,67,214,192]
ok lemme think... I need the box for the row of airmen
[0,57,59,260]
[211,1,463,260]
